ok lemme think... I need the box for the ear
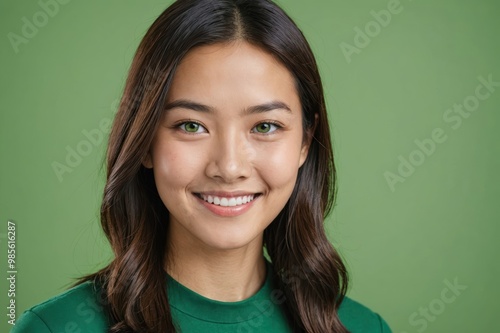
[142,150,153,169]
[298,113,318,167]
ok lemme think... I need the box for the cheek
[254,140,303,189]
[152,141,206,192]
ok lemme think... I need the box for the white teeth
[200,194,256,207]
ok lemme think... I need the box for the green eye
[180,122,205,133]
[254,123,278,134]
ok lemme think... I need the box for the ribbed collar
[166,260,274,324]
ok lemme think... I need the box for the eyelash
[172,120,283,134]
[175,120,207,134]
[251,121,283,135]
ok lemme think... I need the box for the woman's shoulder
[11,279,392,333]
[338,296,392,333]
[10,280,109,333]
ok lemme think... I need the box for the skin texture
[143,41,311,301]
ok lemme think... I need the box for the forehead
[165,41,301,113]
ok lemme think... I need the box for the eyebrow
[164,99,292,115]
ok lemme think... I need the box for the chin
[199,229,262,251]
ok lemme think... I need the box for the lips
[199,194,256,207]
[193,192,260,216]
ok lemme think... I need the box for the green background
[1,0,499,332]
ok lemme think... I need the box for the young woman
[12,0,392,332]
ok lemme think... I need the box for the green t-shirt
[10,262,392,332]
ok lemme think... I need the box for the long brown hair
[75,0,349,332]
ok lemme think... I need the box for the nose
[205,130,252,183]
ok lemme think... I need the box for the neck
[164,233,267,302]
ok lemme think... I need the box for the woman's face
[143,41,311,251]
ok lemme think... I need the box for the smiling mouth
[194,193,260,207]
